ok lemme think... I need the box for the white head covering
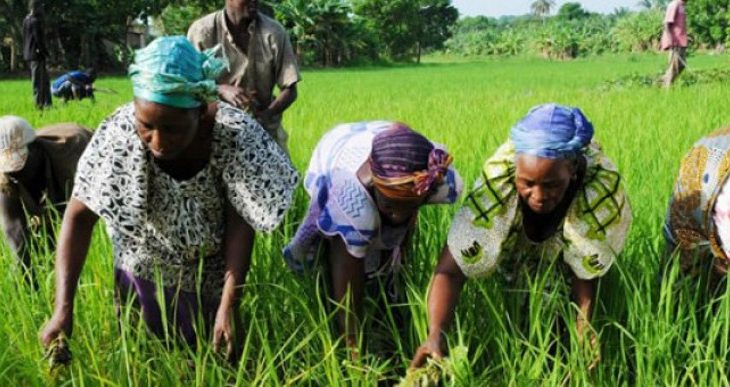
[0,116,36,173]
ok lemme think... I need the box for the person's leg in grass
[115,268,224,349]
[30,60,45,108]
[663,47,687,87]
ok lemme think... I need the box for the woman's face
[515,154,575,214]
[8,143,43,185]
[134,99,202,160]
[373,188,425,226]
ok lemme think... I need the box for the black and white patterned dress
[73,102,299,296]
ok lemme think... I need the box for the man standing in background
[23,0,52,109]
[187,0,300,153]
[661,0,689,88]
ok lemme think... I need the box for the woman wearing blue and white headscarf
[411,104,632,368]
[39,36,298,363]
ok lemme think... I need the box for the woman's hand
[38,198,97,367]
[214,201,254,364]
[410,335,446,368]
[212,307,235,361]
[577,320,600,371]
[40,311,72,348]
[410,246,466,369]
[573,277,599,371]
[40,311,73,367]
[218,85,258,111]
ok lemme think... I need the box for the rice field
[1,52,730,385]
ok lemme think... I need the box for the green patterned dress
[447,140,632,285]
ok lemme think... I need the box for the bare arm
[40,198,98,346]
[266,84,298,116]
[572,276,600,369]
[0,192,31,270]
[572,277,596,337]
[213,200,255,360]
[411,245,467,368]
[256,84,298,122]
[664,4,677,45]
[328,235,365,355]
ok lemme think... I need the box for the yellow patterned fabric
[448,140,632,280]
[664,127,730,272]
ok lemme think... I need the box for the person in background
[411,104,632,370]
[23,0,52,109]
[0,116,91,285]
[187,0,300,152]
[284,121,462,358]
[51,69,96,102]
[38,36,298,363]
[661,0,689,88]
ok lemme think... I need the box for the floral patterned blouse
[73,102,299,295]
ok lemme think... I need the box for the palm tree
[612,7,631,18]
[637,0,670,10]
[531,0,556,18]
[637,0,652,9]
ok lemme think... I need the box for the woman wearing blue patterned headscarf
[411,103,632,370]
[39,36,299,364]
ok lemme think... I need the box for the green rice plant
[0,52,729,385]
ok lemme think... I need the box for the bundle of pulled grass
[398,346,472,387]
[602,66,730,90]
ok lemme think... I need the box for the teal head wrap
[129,36,227,109]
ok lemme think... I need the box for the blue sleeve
[70,71,92,84]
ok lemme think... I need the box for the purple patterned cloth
[369,123,434,178]
[283,121,463,275]
[114,268,219,346]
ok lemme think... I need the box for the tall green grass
[1,53,729,385]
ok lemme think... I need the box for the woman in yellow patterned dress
[664,127,730,280]
[410,104,632,368]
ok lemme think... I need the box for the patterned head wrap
[510,103,594,159]
[369,123,453,199]
[129,36,227,109]
[0,115,36,173]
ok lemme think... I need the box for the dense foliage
[443,1,729,59]
[687,0,730,49]
[1,0,729,69]
[0,0,178,71]
[0,0,458,70]
[1,53,730,385]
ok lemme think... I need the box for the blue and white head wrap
[510,103,594,159]
[128,36,227,109]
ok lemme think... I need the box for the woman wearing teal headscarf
[39,36,298,363]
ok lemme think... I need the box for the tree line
[0,0,458,72]
[444,0,729,59]
[0,0,727,72]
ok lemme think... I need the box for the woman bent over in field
[284,121,462,356]
[411,104,632,368]
[39,36,298,362]
[664,127,730,287]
